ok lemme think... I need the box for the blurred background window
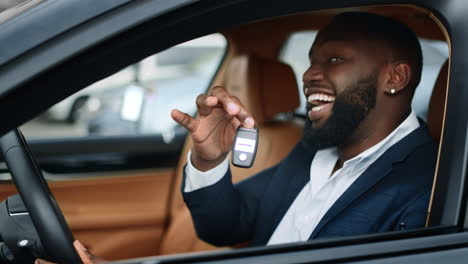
[0,0,28,13]
[21,34,227,139]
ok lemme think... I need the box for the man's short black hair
[330,12,423,93]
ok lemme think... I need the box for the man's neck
[336,110,411,165]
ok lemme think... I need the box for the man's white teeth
[308,93,335,103]
[312,105,325,112]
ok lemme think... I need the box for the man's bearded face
[302,74,378,151]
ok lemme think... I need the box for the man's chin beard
[301,77,377,152]
[301,100,367,151]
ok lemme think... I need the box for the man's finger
[171,109,198,133]
[223,94,255,129]
[210,87,255,128]
[210,86,241,115]
[74,240,105,264]
[196,94,218,116]
[35,259,54,264]
[34,241,102,264]
[74,240,92,264]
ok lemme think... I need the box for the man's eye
[329,57,344,63]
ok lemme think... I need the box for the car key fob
[232,127,259,168]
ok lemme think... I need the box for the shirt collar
[343,110,420,166]
[315,110,420,168]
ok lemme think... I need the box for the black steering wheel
[0,129,82,264]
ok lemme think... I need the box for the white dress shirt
[184,111,420,245]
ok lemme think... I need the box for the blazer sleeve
[182,164,279,246]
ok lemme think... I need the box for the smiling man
[171,12,437,246]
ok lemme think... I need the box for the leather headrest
[224,55,300,124]
[427,60,448,143]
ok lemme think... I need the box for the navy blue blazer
[182,124,437,247]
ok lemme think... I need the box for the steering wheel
[0,129,82,264]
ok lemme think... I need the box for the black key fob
[231,127,259,168]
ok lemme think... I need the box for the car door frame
[1,0,467,262]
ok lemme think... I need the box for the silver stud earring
[390,88,396,94]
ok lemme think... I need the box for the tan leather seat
[427,60,449,142]
[159,54,303,254]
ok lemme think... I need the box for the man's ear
[385,62,412,95]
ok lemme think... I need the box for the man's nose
[302,64,324,83]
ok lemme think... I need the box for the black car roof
[0,0,196,99]
[0,0,133,66]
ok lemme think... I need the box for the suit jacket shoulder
[309,124,437,239]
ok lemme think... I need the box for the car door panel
[0,181,17,201]
[49,169,175,260]
[1,134,183,259]
[1,134,179,260]
[27,134,185,173]
[1,168,176,260]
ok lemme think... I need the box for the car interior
[0,3,451,262]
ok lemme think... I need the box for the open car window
[20,34,226,139]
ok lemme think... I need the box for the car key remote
[232,127,259,168]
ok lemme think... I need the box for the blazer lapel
[309,124,434,239]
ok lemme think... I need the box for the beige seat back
[159,54,303,254]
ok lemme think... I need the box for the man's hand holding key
[170,86,255,171]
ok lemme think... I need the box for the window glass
[21,34,226,139]
[279,31,449,120]
[0,0,28,13]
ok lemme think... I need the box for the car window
[0,0,28,13]
[279,31,449,120]
[20,34,226,139]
